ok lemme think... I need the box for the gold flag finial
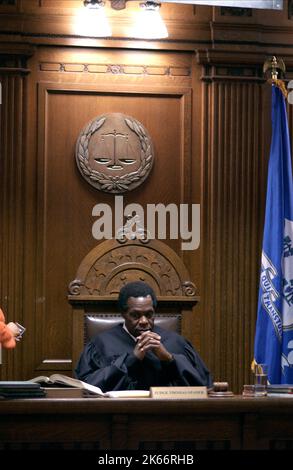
[263,56,286,80]
[271,56,279,80]
[263,56,288,99]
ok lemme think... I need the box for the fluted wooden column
[0,52,31,379]
[198,55,271,393]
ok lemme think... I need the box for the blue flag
[254,85,293,384]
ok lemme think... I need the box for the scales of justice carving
[76,113,154,193]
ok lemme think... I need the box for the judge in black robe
[75,323,212,392]
[76,281,212,391]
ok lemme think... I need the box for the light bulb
[75,1,112,37]
[132,2,168,39]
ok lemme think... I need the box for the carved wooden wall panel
[25,47,194,376]
[199,60,271,392]
[68,238,198,367]
[68,239,198,299]
[0,68,28,379]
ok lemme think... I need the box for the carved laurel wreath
[76,115,153,193]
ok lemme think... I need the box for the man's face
[123,295,155,338]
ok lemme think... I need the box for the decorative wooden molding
[201,66,264,83]
[197,50,265,83]
[0,43,34,74]
[68,239,198,304]
[197,50,293,78]
[197,49,263,67]
[39,62,191,77]
[221,7,252,17]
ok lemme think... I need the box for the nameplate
[150,386,207,399]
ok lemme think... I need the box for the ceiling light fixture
[84,0,104,8]
[132,1,168,39]
[75,0,112,37]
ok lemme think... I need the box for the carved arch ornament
[75,113,154,194]
[68,238,198,303]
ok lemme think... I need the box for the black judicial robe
[75,324,212,392]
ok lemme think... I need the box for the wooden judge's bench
[1,396,293,450]
[1,242,290,452]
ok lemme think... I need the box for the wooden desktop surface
[1,396,293,450]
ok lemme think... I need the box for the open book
[29,374,150,398]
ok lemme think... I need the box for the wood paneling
[1,3,293,393]
[2,397,293,450]
[0,55,30,379]
[199,57,271,392]
[25,47,194,375]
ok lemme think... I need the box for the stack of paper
[0,381,46,399]
[267,384,293,397]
